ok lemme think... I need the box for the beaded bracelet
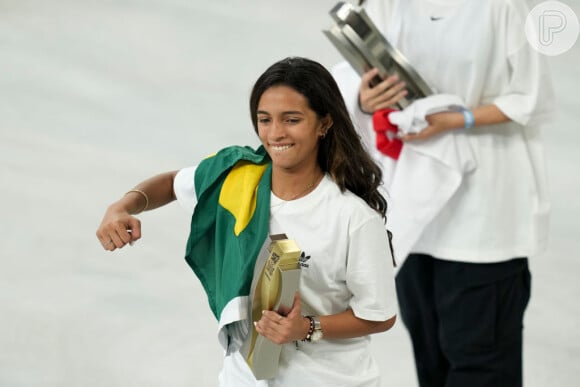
[125,189,149,214]
[302,316,315,342]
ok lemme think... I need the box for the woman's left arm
[401,104,510,142]
[254,293,396,344]
[317,309,396,339]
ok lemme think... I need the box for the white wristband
[462,109,475,129]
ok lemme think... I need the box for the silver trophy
[324,1,433,108]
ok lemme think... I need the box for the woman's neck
[271,166,324,201]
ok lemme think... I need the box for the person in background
[331,0,554,386]
[96,57,397,386]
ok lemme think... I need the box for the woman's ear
[319,115,334,137]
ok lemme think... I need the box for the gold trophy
[241,234,302,380]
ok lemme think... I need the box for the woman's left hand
[254,292,309,345]
[401,111,460,142]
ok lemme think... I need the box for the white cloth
[333,0,554,263]
[388,94,464,134]
[384,95,477,263]
[174,169,398,386]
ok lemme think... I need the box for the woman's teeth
[271,144,292,151]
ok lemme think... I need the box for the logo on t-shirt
[298,251,311,268]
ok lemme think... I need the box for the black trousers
[396,254,531,387]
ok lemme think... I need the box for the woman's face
[256,85,329,173]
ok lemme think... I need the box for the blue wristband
[461,109,475,129]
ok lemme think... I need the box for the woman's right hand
[359,68,407,113]
[95,171,177,251]
[96,202,142,251]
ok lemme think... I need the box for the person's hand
[400,111,458,142]
[254,292,308,344]
[359,68,407,114]
[96,203,142,251]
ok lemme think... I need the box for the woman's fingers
[255,311,286,344]
[360,68,381,91]
[96,212,142,251]
[372,89,408,111]
[99,236,115,250]
[125,217,142,240]
[367,77,406,108]
[360,71,407,112]
[255,301,307,345]
[98,227,125,251]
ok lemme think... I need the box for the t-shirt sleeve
[492,0,555,126]
[346,215,398,321]
[173,166,198,216]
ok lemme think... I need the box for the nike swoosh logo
[430,16,444,21]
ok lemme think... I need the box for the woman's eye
[257,117,270,124]
[286,118,300,124]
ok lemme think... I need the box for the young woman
[96,57,397,386]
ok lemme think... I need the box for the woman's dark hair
[249,57,387,219]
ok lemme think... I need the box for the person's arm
[254,293,396,344]
[401,103,511,142]
[96,171,178,251]
[317,309,396,338]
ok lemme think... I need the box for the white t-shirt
[174,167,398,386]
[334,0,554,262]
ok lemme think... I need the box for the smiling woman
[254,85,328,198]
[96,57,397,386]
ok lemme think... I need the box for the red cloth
[372,108,402,160]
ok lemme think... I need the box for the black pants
[396,254,531,387]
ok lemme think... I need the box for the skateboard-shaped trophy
[241,234,302,380]
[324,1,433,108]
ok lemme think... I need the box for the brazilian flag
[185,145,272,321]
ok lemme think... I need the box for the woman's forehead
[257,85,310,113]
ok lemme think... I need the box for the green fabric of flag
[185,145,272,320]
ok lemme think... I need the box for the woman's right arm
[96,171,178,251]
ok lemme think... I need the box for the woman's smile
[269,144,294,152]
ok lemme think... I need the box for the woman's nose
[270,120,286,139]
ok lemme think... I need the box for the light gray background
[1,0,578,386]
